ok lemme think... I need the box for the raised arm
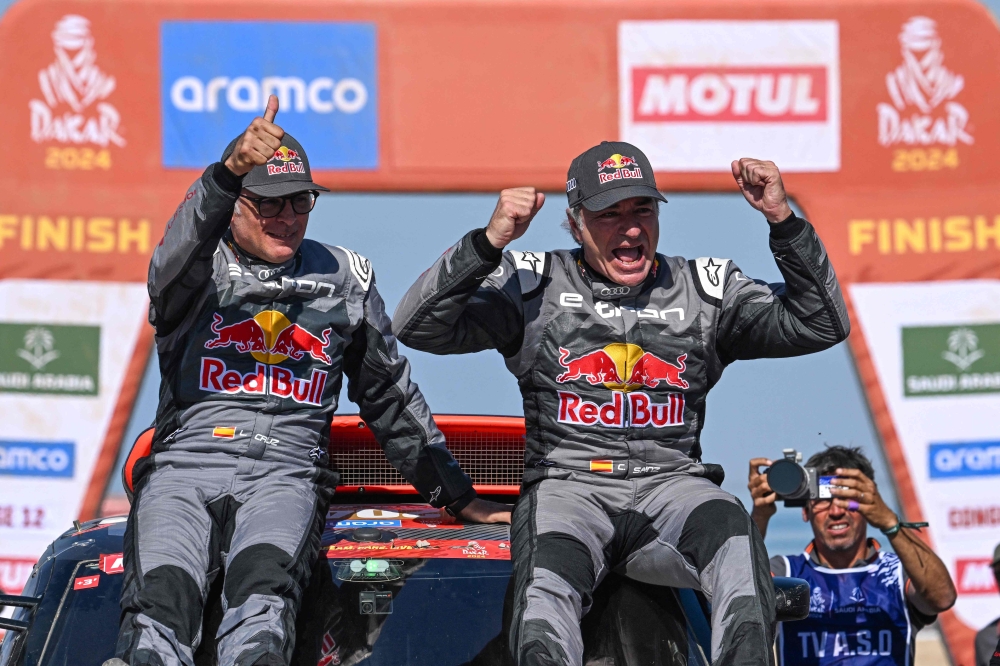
[148,95,284,335]
[715,159,850,362]
[148,164,242,335]
[831,467,956,614]
[392,188,544,357]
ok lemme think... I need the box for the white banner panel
[619,20,841,172]
[0,280,148,592]
[851,280,1000,629]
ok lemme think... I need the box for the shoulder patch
[692,257,730,303]
[508,250,548,296]
[336,246,373,292]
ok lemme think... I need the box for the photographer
[748,446,956,666]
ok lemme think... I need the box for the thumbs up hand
[224,94,285,176]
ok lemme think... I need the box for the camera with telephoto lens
[766,449,835,507]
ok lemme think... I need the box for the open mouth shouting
[610,243,649,276]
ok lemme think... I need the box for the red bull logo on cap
[198,311,331,406]
[270,146,301,162]
[596,154,642,185]
[555,343,686,428]
[267,146,306,176]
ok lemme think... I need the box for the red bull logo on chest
[198,311,331,406]
[555,343,686,428]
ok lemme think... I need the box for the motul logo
[631,67,827,122]
[955,558,997,595]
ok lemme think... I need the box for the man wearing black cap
[392,141,850,665]
[109,96,509,666]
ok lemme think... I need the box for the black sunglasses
[241,191,319,218]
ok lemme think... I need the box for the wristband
[444,487,477,517]
[880,521,928,537]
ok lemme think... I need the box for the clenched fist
[730,158,793,224]
[224,94,284,176]
[484,187,545,249]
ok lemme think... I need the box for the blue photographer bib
[777,546,912,666]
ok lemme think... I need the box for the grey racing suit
[392,216,850,665]
[116,163,474,666]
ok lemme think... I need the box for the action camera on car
[766,449,835,507]
[359,590,393,615]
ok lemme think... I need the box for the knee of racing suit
[509,489,598,666]
[676,498,775,663]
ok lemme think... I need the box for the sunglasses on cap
[240,192,319,218]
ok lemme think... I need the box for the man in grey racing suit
[392,141,851,665]
[112,96,508,666]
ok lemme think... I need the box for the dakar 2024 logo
[877,16,972,147]
[29,15,126,148]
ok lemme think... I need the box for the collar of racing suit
[574,249,662,301]
[223,229,298,282]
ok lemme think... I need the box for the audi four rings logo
[601,286,631,296]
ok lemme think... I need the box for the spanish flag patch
[589,460,614,473]
[212,427,236,439]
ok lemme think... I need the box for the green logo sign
[902,324,1000,396]
[0,323,100,396]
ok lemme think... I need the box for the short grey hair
[560,205,585,245]
[562,200,659,246]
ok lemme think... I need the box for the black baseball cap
[221,133,330,197]
[566,141,667,211]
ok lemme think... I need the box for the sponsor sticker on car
[335,519,403,528]
[100,553,124,574]
[73,574,100,590]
